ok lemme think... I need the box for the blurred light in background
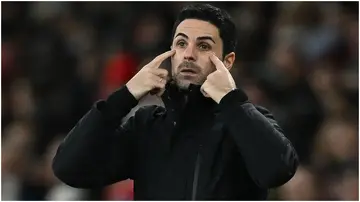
[1,1,358,200]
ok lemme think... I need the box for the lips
[180,68,197,74]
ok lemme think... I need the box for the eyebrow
[197,36,216,44]
[175,32,216,44]
[175,32,189,39]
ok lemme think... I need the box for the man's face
[171,19,224,89]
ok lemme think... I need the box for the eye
[176,40,187,48]
[198,43,210,51]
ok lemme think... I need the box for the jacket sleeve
[52,86,140,189]
[216,89,299,189]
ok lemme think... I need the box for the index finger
[209,54,227,71]
[150,49,176,67]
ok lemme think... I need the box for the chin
[176,80,191,90]
[176,79,204,90]
[173,74,205,89]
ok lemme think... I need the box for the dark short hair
[172,4,237,58]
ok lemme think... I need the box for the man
[52,4,298,200]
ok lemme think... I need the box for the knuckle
[162,69,168,74]
[143,64,151,69]
[153,55,159,61]
[153,57,161,63]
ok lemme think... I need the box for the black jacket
[52,83,298,200]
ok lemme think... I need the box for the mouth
[180,69,198,75]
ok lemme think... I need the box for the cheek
[199,57,216,74]
[171,55,180,71]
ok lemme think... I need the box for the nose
[183,43,196,61]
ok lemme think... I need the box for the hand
[200,53,236,103]
[126,50,175,100]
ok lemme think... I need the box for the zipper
[191,144,202,200]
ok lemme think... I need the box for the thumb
[201,83,210,98]
[156,88,166,97]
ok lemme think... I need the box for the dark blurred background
[1,1,358,200]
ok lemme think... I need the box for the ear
[223,52,235,71]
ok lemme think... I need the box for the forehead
[174,19,220,41]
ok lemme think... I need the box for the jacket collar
[161,81,217,114]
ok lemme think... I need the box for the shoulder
[135,105,166,118]
[119,104,166,132]
[254,104,282,130]
[241,102,277,121]
[254,105,274,119]
[131,105,166,124]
